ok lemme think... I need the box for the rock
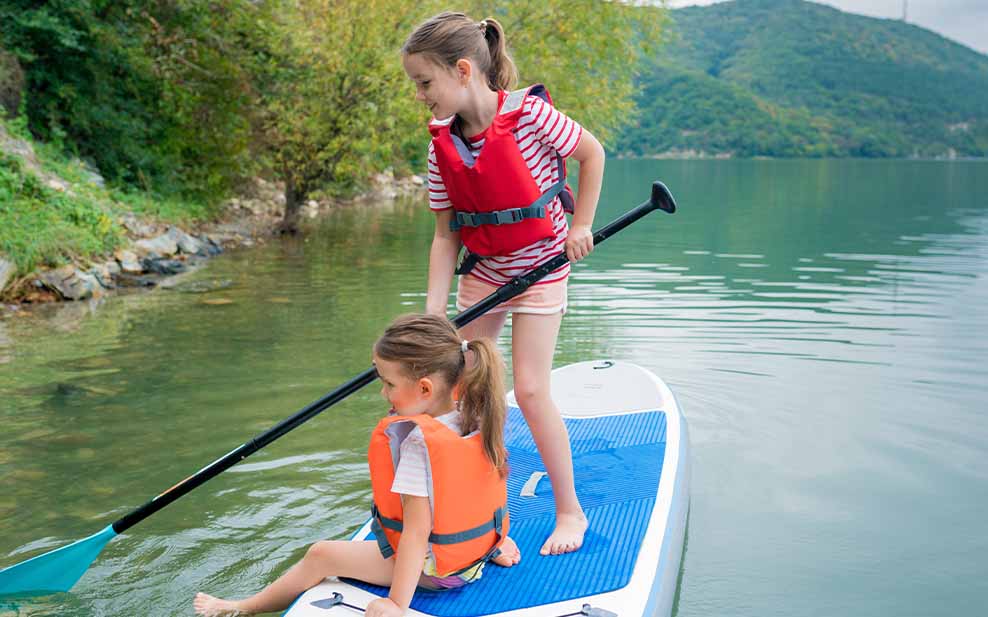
[116,273,158,288]
[114,249,143,273]
[303,200,320,219]
[134,233,178,258]
[0,254,13,295]
[197,234,223,256]
[74,159,105,187]
[166,226,204,255]
[120,213,157,238]
[88,263,116,289]
[38,265,102,301]
[45,177,70,192]
[104,260,121,276]
[410,174,425,186]
[141,257,187,276]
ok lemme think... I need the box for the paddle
[0,181,676,596]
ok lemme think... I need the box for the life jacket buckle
[492,208,525,225]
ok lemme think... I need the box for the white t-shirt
[391,410,477,497]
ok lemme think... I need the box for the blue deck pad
[349,407,667,616]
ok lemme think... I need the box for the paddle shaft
[113,184,674,534]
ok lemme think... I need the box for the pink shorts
[455,273,567,315]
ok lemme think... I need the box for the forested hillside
[617,0,988,158]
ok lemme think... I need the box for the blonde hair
[374,313,508,476]
[402,11,518,91]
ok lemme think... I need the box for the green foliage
[618,0,988,158]
[252,0,426,207]
[0,151,121,271]
[250,0,664,226]
[0,0,255,197]
[468,0,667,147]
[0,117,217,275]
[1,0,669,242]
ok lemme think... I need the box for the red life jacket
[429,84,576,257]
[367,414,509,576]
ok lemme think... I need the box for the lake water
[1,159,986,616]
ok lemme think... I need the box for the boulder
[120,213,157,238]
[134,233,179,258]
[88,263,117,289]
[197,234,223,256]
[38,265,102,301]
[142,257,187,276]
[167,227,204,255]
[114,249,143,273]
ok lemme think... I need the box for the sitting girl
[194,313,520,616]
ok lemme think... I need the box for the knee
[304,540,337,564]
[513,380,550,410]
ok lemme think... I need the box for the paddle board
[285,360,689,617]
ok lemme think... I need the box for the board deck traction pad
[310,404,668,616]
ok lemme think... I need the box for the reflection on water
[1,160,987,616]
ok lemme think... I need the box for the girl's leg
[457,310,508,343]
[511,311,587,556]
[194,540,393,615]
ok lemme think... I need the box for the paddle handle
[113,181,677,534]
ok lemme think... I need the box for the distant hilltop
[616,0,988,158]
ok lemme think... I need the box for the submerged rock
[115,273,158,288]
[142,257,188,276]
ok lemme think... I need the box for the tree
[251,0,424,233]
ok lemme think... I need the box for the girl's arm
[564,130,606,262]
[425,208,461,316]
[381,495,432,613]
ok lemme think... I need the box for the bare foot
[193,592,248,616]
[539,512,588,556]
[492,536,521,567]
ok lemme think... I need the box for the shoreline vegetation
[0,0,665,309]
[0,118,425,311]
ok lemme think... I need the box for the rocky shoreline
[0,172,425,316]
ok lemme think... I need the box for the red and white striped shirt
[427,94,583,286]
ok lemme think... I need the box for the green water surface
[1,159,986,616]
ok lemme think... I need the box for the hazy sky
[667,0,988,54]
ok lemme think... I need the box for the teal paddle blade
[0,524,116,595]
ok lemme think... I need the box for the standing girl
[402,12,605,555]
[194,314,520,617]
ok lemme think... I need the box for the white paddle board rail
[286,360,690,617]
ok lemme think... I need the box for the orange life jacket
[367,414,509,576]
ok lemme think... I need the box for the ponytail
[403,12,517,92]
[459,338,508,477]
[374,313,508,476]
[480,18,518,91]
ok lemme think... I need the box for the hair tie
[478,19,488,34]
[461,339,470,353]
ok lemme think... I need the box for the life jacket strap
[451,205,545,231]
[449,152,567,233]
[370,514,395,558]
[371,504,506,546]
[455,250,482,275]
